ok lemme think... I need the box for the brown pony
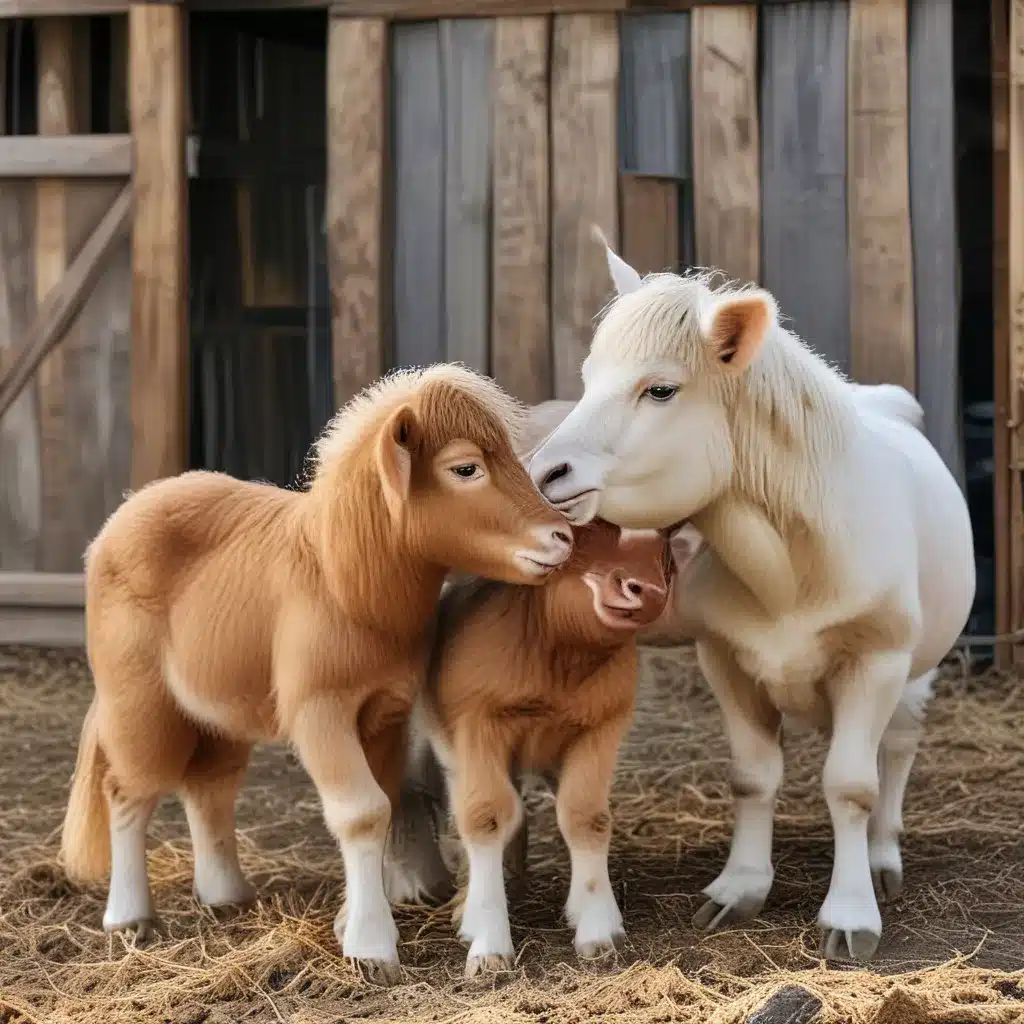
[384,519,694,976]
[60,364,572,983]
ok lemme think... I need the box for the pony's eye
[451,463,482,480]
[643,384,678,402]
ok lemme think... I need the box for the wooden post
[993,0,1011,662]
[129,3,187,488]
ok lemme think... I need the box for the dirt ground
[0,644,1021,1024]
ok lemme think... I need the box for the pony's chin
[593,604,644,632]
[554,490,601,526]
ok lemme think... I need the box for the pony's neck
[527,579,629,661]
[307,461,446,639]
[697,328,857,615]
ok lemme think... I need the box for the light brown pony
[384,519,691,976]
[60,364,573,983]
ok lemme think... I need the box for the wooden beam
[690,4,759,283]
[0,185,133,426]
[0,1,136,14]
[130,3,187,488]
[0,571,83,606]
[0,136,131,179]
[327,16,388,408]
[994,0,1012,661]
[327,0,792,20]
[847,0,915,390]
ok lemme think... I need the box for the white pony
[527,238,976,961]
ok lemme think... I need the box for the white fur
[324,791,400,964]
[183,796,254,907]
[565,848,623,956]
[528,238,976,961]
[103,797,157,934]
[461,841,515,963]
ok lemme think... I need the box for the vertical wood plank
[761,0,850,373]
[847,0,915,390]
[392,22,444,369]
[491,16,550,404]
[690,5,759,284]
[550,13,619,401]
[993,0,1013,655]
[619,174,679,276]
[0,22,41,570]
[1008,0,1024,644]
[441,19,493,375]
[327,16,387,408]
[109,15,129,133]
[130,3,187,488]
[619,13,690,179]
[909,0,964,490]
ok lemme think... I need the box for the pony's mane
[312,364,527,479]
[592,270,859,528]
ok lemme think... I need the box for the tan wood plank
[847,0,915,390]
[326,16,388,408]
[690,3,759,284]
[0,0,137,13]
[0,136,132,178]
[620,174,679,277]
[491,16,550,404]
[0,21,41,571]
[130,3,187,489]
[550,13,619,401]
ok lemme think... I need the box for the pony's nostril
[542,463,571,487]
[552,529,572,548]
[626,581,643,596]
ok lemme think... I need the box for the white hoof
[692,866,773,931]
[817,890,882,962]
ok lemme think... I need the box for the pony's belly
[732,631,832,724]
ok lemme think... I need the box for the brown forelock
[414,377,517,459]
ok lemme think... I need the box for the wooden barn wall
[331,0,963,491]
[0,16,131,575]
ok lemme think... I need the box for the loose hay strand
[0,645,1021,1023]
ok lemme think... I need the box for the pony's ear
[665,522,704,569]
[591,223,643,296]
[703,291,776,372]
[376,404,421,523]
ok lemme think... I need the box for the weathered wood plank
[490,16,550,404]
[0,570,83,605]
[0,186,132,424]
[993,0,1012,654]
[392,22,445,369]
[550,13,619,400]
[848,0,915,390]
[0,21,40,571]
[328,0,781,19]
[0,0,137,13]
[690,4,759,283]
[619,12,689,178]
[1008,0,1024,641]
[909,0,963,490]
[130,3,187,488]
[441,19,493,374]
[620,174,678,275]
[0,135,132,178]
[761,0,850,373]
[327,16,387,408]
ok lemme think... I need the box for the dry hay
[0,644,1021,1024]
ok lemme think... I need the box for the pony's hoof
[103,915,156,942]
[575,933,623,960]
[872,867,903,903]
[692,895,764,932]
[352,957,403,987]
[819,927,880,962]
[193,879,257,909]
[465,953,514,978]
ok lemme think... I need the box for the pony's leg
[555,712,631,959]
[819,650,911,962]
[292,695,400,984]
[692,639,783,932]
[869,669,936,902]
[98,665,198,938]
[180,734,255,907]
[450,727,522,977]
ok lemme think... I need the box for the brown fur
[60,365,571,917]
[396,520,688,919]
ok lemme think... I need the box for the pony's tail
[61,697,111,883]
